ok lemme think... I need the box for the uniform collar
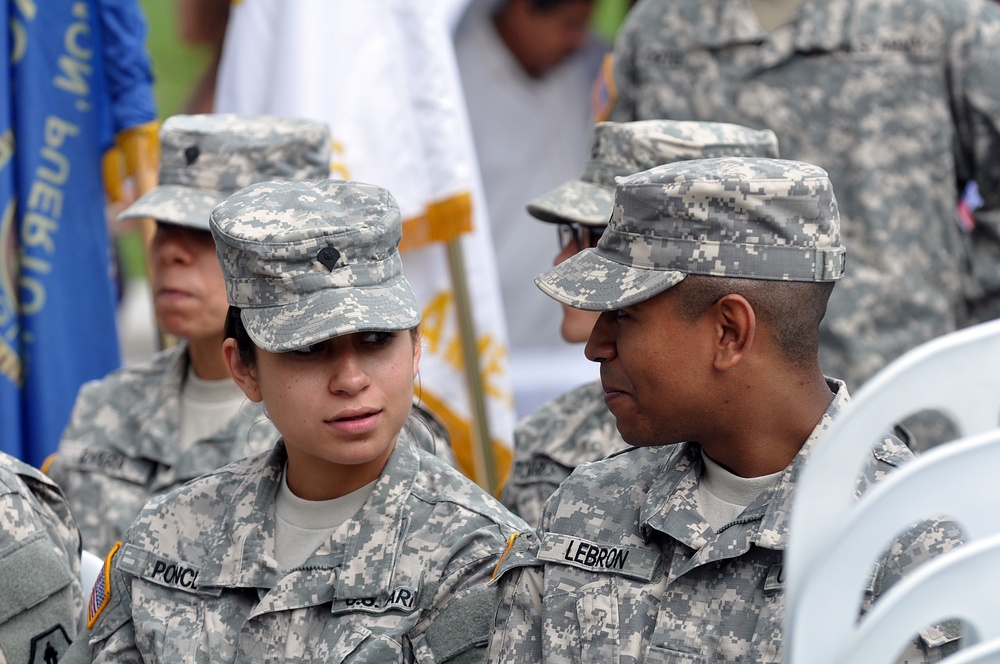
[121,342,266,482]
[115,343,188,460]
[195,436,419,600]
[640,378,859,554]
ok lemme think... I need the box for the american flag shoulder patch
[591,53,618,123]
[87,541,121,629]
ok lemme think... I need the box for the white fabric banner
[215,0,515,487]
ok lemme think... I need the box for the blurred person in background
[454,0,608,418]
[45,115,330,556]
[598,0,1000,448]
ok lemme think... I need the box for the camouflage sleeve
[880,517,964,663]
[0,491,81,664]
[487,533,544,664]
[89,546,144,664]
[410,525,519,663]
[604,0,646,122]
[488,562,544,663]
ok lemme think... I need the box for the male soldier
[489,157,961,662]
[597,0,1000,418]
[503,119,779,527]
[47,114,455,557]
[0,451,83,663]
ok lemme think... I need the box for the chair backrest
[785,318,1000,664]
[834,530,1000,663]
[939,637,1000,664]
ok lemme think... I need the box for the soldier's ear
[711,293,755,371]
[223,338,262,402]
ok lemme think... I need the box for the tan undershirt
[696,450,783,531]
[748,0,805,32]
[179,367,246,450]
[274,466,377,571]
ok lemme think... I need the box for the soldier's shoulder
[0,452,43,490]
[138,449,268,520]
[564,444,671,486]
[123,450,272,560]
[514,381,612,453]
[536,445,676,518]
[73,346,180,404]
[0,453,67,543]
[409,448,528,532]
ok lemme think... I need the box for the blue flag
[2,0,154,467]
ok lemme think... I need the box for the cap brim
[117,185,226,230]
[241,275,421,352]
[535,247,686,311]
[526,180,613,227]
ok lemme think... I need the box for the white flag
[215,0,515,490]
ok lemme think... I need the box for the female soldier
[86,179,528,662]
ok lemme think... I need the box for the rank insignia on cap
[317,246,341,270]
[88,541,121,629]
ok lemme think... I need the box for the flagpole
[445,237,499,493]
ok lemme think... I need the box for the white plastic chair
[834,530,1000,663]
[939,638,1000,664]
[784,318,1000,664]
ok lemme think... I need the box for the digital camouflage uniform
[505,120,780,526]
[503,381,626,528]
[0,452,83,664]
[89,439,525,663]
[491,159,962,662]
[86,179,529,662]
[47,345,454,557]
[602,0,1000,388]
[489,381,962,663]
[46,343,275,557]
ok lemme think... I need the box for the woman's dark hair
[225,306,258,369]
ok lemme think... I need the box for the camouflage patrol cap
[536,157,846,311]
[210,179,420,352]
[119,113,331,230]
[526,120,779,227]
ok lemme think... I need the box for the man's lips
[601,377,628,406]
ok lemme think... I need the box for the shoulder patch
[39,452,57,475]
[29,624,71,664]
[591,53,618,123]
[88,541,121,628]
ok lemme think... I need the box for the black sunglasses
[557,222,605,250]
